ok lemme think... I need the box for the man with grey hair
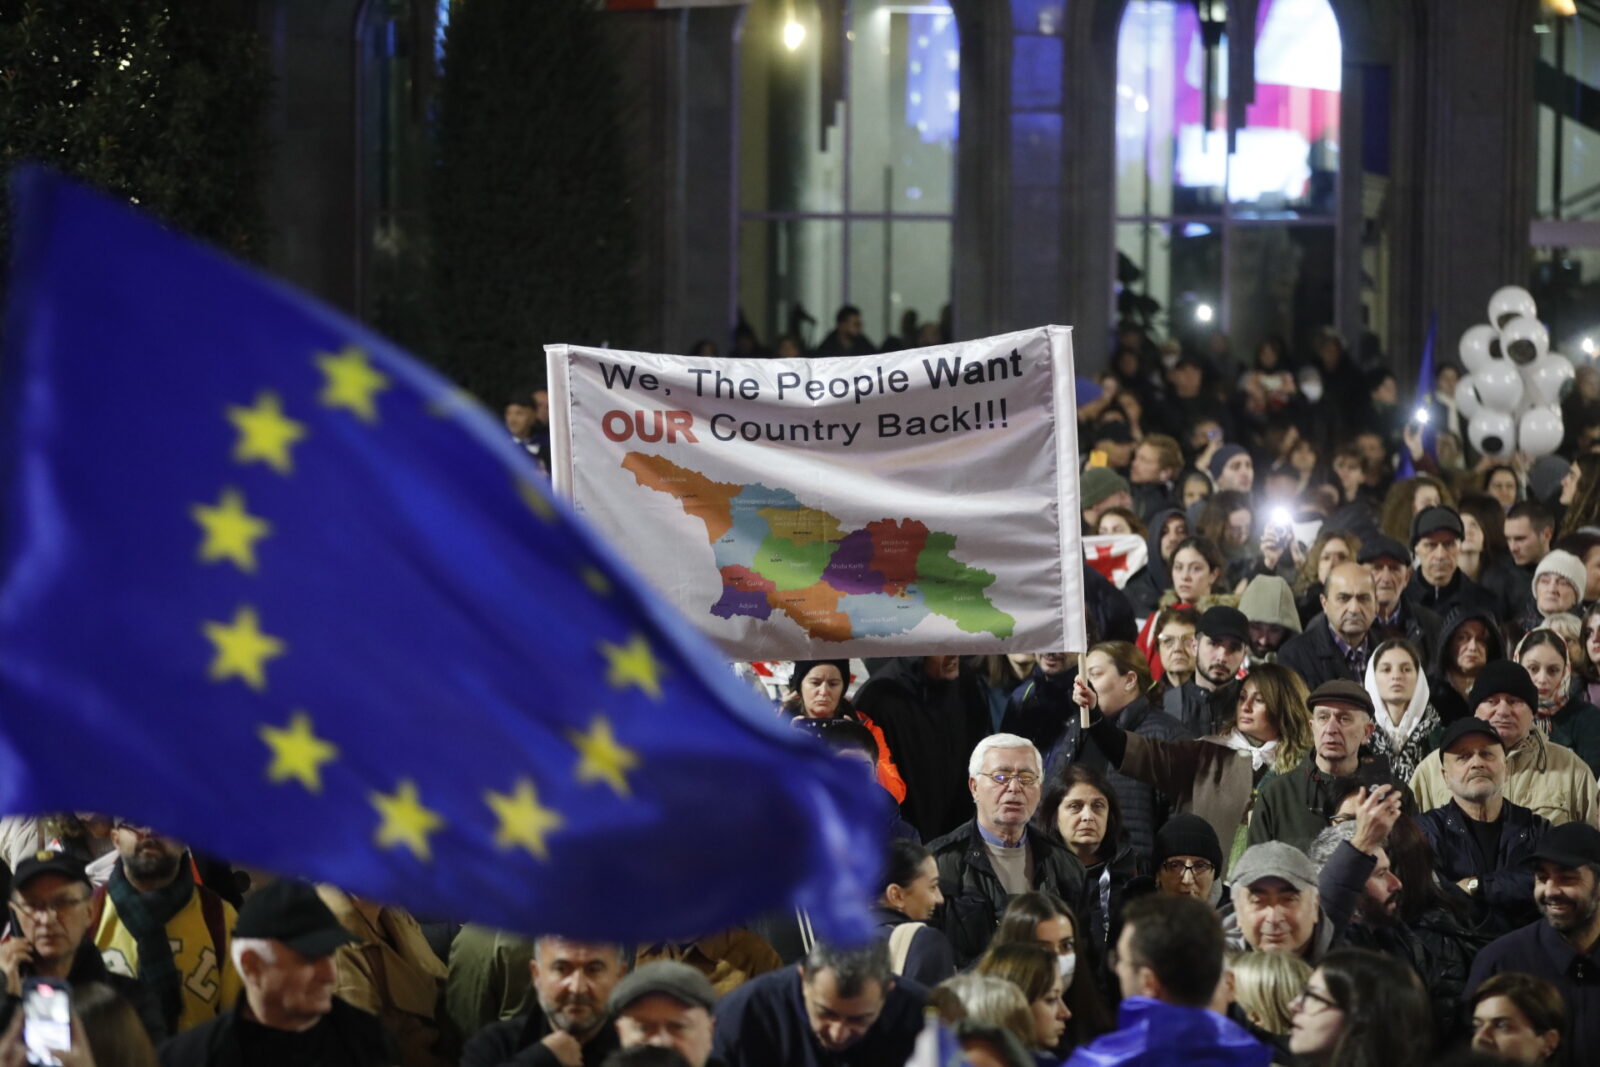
[462,936,630,1066]
[711,940,925,1066]
[157,879,390,1065]
[926,733,1085,963]
[1229,842,1336,965]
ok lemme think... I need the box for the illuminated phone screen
[22,978,71,1067]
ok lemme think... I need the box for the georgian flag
[1083,534,1148,589]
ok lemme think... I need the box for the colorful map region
[621,452,1015,642]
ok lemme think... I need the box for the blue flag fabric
[1397,311,1438,480]
[0,168,880,943]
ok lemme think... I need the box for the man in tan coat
[1411,661,1598,827]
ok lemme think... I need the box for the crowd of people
[5,317,1600,1067]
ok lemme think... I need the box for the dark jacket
[712,966,926,1067]
[1084,562,1138,644]
[854,657,993,841]
[1124,507,1185,618]
[872,905,956,988]
[1549,696,1600,777]
[461,1006,619,1067]
[1274,616,1369,691]
[1035,695,1194,859]
[1427,605,1507,725]
[1479,553,1534,621]
[0,940,167,1048]
[158,998,393,1067]
[1466,919,1600,1065]
[928,820,1086,965]
[1162,678,1239,739]
[1369,598,1442,667]
[1416,798,1549,934]
[1404,568,1498,622]
[1248,753,1391,853]
[1001,665,1078,762]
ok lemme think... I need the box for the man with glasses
[1404,506,1497,618]
[95,820,241,1035]
[928,734,1085,964]
[1150,814,1223,904]
[1250,680,1388,853]
[0,851,164,1042]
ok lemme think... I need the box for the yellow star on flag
[599,633,665,701]
[580,566,611,597]
[202,606,285,691]
[191,488,272,573]
[568,715,640,797]
[371,779,445,861]
[485,778,565,860]
[226,392,306,474]
[518,479,557,524]
[258,712,339,792]
[316,345,390,423]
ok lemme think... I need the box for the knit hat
[1533,550,1586,604]
[1081,467,1131,509]
[1237,575,1303,635]
[1207,445,1247,481]
[1468,660,1539,712]
[788,660,851,693]
[1152,813,1223,872]
[1529,454,1572,506]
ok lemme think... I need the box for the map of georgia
[622,452,1016,642]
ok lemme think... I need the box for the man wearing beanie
[1150,814,1224,905]
[1410,661,1597,827]
[1080,467,1133,531]
[1207,445,1253,494]
[1528,549,1586,628]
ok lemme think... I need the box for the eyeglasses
[11,893,89,919]
[977,771,1040,789]
[113,819,153,835]
[1159,859,1214,877]
[1291,987,1341,1016]
[1329,812,1357,825]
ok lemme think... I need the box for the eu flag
[0,168,880,943]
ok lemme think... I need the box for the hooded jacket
[1427,605,1506,725]
[1064,997,1272,1067]
[1123,507,1184,618]
[1237,575,1301,639]
[1363,647,1441,783]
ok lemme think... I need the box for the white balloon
[1474,362,1525,413]
[1518,406,1564,457]
[1500,315,1550,366]
[1459,324,1501,374]
[1455,374,1483,419]
[1468,410,1517,459]
[1488,285,1538,329]
[1522,352,1576,406]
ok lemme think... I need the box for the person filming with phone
[0,852,164,1046]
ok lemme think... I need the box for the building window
[1114,0,1340,357]
[737,0,959,352]
[1531,3,1600,352]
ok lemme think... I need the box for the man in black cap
[610,961,723,1067]
[1162,605,1248,737]
[1415,718,1549,934]
[157,878,392,1066]
[1411,661,1598,827]
[1358,535,1441,664]
[1249,680,1387,853]
[0,851,163,1042]
[1275,562,1379,690]
[463,937,628,1067]
[1404,505,1499,618]
[1466,822,1600,1064]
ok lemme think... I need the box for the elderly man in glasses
[927,734,1086,965]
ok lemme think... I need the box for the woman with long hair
[1457,492,1523,602]
[1035,765,1142,961]
[1073,662,1312,871]
[1575,603,1600,706]
[1293,529,1360,628]
[991,892,1115,1054]
[781,660,906,802]
[975,944,1072,1066]
[1516,628,1600,775]
[1287,948,1433,1065]
[1559,453,1600,534]
[1379,475,1454,546]
[1361,638,1441,782]
[1484,464,1524,512]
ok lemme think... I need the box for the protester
[873,839,955,987]
[1128,435,1183,521]
[1460,493,1531,619]
[1035,765,1140,960]
[1162,605,1249,737]
[1530,550,1587,631]
[1236,575,1301,664]
[461,937,629,1067]
[1579,602,1600,705]
[1081,468,1134,531]
[935,974,1037,1060]
[1229,842,1338,964]
[607,963,719,1067]
[1407,505,1498,617]
[157,879,390,1066]
[95,822,242,1036]
[1292,530,1360,628]
[1410,661,1598,827]
[1066,896,1269,1066]
[1227,950,1309,1037]
[1515,628,1600,774]
[711,941,925,1067]
[1150,814,1224,905]
[1148,606,1199,692]
[1275,563,1380,690]
[1249,680,1383,853]
[1468,973,1565,1065]
[1123,508,1188,617]
[1362,638,1441,782]
[989,893,1113,1053]
[1095,506,1145,539]
[446,926,537,1042]
[1465,822,1600,1064]
[928,735,1085,964]
[973,944,1070,1061]
[1286,948,1433,1065]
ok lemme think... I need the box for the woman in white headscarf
[1363,637,1441,783]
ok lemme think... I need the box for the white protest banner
[545,326,1085,660]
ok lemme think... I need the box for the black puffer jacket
[1416,798,1548,934]
[928,821,1085,965]
[1037,694,1194,859]
[1426,605,1507,725]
